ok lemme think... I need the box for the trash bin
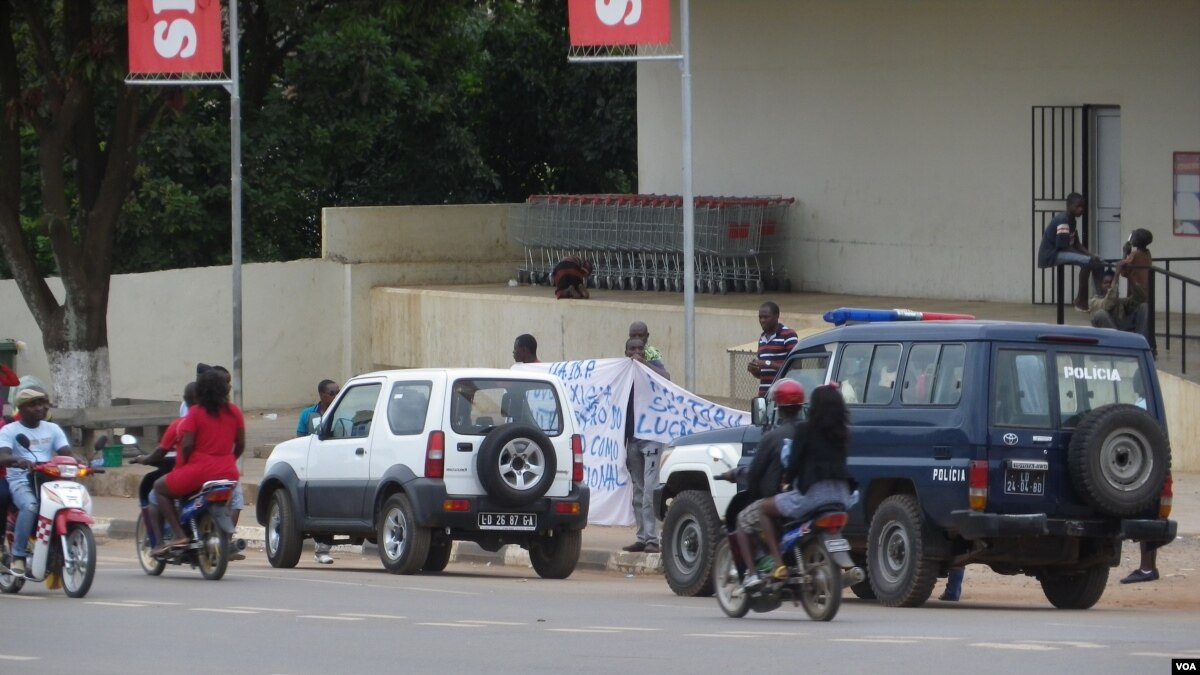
[0,339,17,409]
[103,445,124,468]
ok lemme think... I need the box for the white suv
[257,369,589,578]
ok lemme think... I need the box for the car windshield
[450,378,563,436]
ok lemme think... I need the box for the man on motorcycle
[723,379,806,590]
[0,388,75,576]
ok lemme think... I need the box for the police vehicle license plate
[824,538,850,553]
[1004,460,1048,495]
[478,513,537,531]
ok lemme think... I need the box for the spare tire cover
[476,424,558,507]
[1068,404,1169,517]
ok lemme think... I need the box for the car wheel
[266,491,302,569]
[378,494,430,575]
[529,530,582,579]
[662,490,720,597]
[476,425,557,507]
[1039,565,1109,609]
[422,540,453,573]
[1068,404,1169,517]
[867,495,938,607]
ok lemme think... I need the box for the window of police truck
[450,379,564,436]
[992,349,1147,429]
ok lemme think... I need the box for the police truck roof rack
[822,307,977,327]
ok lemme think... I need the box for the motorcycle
[712,487,864,622]
[0,435,99,598]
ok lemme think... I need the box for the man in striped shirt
[748,301,798,396]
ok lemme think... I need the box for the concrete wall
[638,0,1200,307]
[1160,371,1200,472]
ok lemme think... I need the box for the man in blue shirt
[1036,192,1105,311]
[296,379,339,564]
[0,388,74,576]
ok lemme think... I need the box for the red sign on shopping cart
[568,0,671,47]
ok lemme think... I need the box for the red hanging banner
[568,0,671,47]
[128,0,224,74]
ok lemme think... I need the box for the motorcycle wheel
[0,536,24,594]
[196,513,230,581]
[799,540,843,621]
[62,523,96,598]
[135,513,166,576]
[712,540,751,618]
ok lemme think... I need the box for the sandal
[771,565,789,581]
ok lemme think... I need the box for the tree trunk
[46,346,111,410]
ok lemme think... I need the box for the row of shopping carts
[511,194,794,294]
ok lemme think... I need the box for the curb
[95,518,664,574]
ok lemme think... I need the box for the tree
[0,1,168,407]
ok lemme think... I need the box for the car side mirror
[750,397,767,426]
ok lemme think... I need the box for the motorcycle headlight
[59,465,79,479]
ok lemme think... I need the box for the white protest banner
[519,358,748,526]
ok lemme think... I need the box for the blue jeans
[1053,251,1105,303]
[626,439,662,545]
[9,479,37,558]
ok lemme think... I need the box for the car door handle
[933,445,952,460]
[355,447,366,456]
[457,443,473,452]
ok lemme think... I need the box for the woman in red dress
[152,368,243,555]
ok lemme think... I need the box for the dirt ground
[939,535,1200,610]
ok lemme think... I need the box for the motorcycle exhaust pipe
[842,566,865,587]
[234,538,247,552]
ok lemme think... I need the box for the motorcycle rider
[130,382,195,549]
[723,379,806,590]
[151,369,243,556]
[743,383,857,591]
[0,388,76,576]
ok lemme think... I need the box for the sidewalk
[85,407,1198,575]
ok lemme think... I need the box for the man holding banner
[622,336,669,553]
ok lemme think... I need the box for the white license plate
[824,538,850,553]
[478,513,537,531]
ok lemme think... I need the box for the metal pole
[681,0,696,391]
[227,0,243,408]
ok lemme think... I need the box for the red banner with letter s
[568,0,670,47]
[128,0,224,74]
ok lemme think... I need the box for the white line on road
[297,615,364,621]
[229,606,298,613]
[190,608,259,615]
[86,602,147,608]
[458,620,525,625]
[341,613,407,620]
[125,600,181,605]
[398,586,476,595]
[1020,640,1105,649]
[546,628,622,634]
[832,639,919,645]
[584,626,662,631]
[723,631,808,636]
[869,636,961,641]
[970,642,1058,651]
[1131,652,1200,658]
[0,595,43,601]
[417,622,485,628]
[684,634,760,639]
[0,655,38,661]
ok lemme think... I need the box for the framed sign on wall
[1175,152,1200,236]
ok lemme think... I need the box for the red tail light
[1160,473,1173,519]
[571,434,584,482]
[813,512,848,532]
[425,431,445,479]
[968,460,988,510]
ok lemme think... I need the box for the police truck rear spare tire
[663,490,720,597]
[1068,404,1169,517]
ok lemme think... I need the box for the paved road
[1,541,1196,675]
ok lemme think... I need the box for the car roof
[793,320,1151,351]
[352,367,558,381]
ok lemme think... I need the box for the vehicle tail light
[442,499,470,512]
[813,512,848,532]
[571,434,584,482]
[1159,474,1173,519]
[554,502,580,515]
[968,460,988,511]
[425,431,445,479]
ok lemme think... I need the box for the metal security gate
[1031,106,1089,306]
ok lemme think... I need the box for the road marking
[0,654,38,661]
[458,620,524,625]
[297,615,364,621]
[970,642,1057,651]
[417,622,484,628]
[229,606,298,613]
[86,601,146,608]
[584,626,662,631]
[684,633,759,639]
[546,628,621,634]
[126,600,181,605]
[1131,651,1200,658]
[341,613,407,620]
[723,631,808,636]
[832,638,918,644]
[870,636,960,641]
[190,608,259,615]
[1020,640,1105,649]
[398,586,475,595]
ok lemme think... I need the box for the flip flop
[771,565,789,580]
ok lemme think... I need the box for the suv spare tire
[476,424,557,507]
[1068,404,1169,517]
